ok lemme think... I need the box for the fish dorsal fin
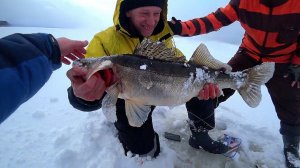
[134,38,185,62]
[189,43,232,72]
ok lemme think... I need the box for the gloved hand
[67,67,115,101]
[285,64,300,88]
[198,83,221,100]
[167,17,182,35]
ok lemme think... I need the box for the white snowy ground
[0,27,287,168]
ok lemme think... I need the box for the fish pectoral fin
[125,100,152,127]
[189,43,232,72]
[102,84,119,123]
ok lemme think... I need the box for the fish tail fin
[189,43,232,72]
[238,62,275,107]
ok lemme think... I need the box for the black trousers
[114,98,216,156]
[114,99,157,156]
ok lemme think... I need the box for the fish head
[72,57,114,80]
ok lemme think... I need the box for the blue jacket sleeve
[0,33,62,124]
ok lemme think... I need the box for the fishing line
[187,110,215,130]
[186,95,220,131]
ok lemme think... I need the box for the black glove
[167,17,182,35]
[286,64,300,88]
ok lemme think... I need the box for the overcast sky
[0,0,244,44]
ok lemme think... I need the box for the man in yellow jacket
[67,0,231,158]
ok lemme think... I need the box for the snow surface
[0,27,287,168]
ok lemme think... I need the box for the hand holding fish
[198,83,221,100]
[56,37,88,65]
[67,67,112,101]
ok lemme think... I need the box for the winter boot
[283,135,300,168]
[189,128,230,154]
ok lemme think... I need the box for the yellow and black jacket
[171,0,300,65]
[68,0,183,111]
[85,0,183,58]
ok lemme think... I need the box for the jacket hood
[113,0,168,37]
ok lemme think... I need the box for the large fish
[71,39,275,127]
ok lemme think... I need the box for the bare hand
[56,37,88,65]
[66,67,106,101]
[198,83,221,100]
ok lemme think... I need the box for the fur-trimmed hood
[112,0,168,37]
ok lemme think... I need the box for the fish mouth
[72,58,85,67]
